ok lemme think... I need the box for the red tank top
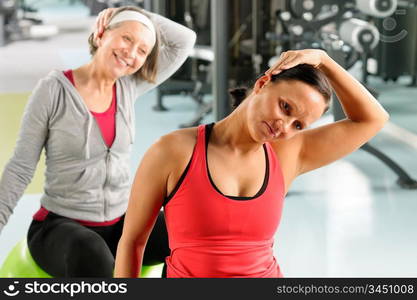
[163,124,286,278]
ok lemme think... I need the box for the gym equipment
[355,0,398,18]
[0,0,58,47]
[323,32,417,189]
[81,0,145,15]
[0,239,164,278]
[150,0,214,125]
[153,45,213,117]
[178,46,213,128]
[338,18,380,84]
[339,19,380,53]
[372,2,417,84]
[0,0,18,46]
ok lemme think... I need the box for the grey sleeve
[0,79,50,233]
[132,12,197,98]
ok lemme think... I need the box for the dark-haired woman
[0,6,195,277]
[114,49,389,278]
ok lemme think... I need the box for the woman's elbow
[371,110,390,132]
[186,30,197,50]
[370,104,390,128]
[382,110,390,124]
[377,109,390,128]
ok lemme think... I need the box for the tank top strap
[264,142,276,167]
[185,124,209,174]
[196,124,207,151]
[264,142,285,198]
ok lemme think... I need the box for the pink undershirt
[32,70,120,226]
[64,69,117,148]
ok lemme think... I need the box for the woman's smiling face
[96,20,155,78]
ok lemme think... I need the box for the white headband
[108,11,156,45]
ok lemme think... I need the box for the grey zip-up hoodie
[0,13,196,233]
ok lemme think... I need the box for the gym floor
[1,1,417,277]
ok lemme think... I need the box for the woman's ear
[95,35,102,47]
[95,29,107,47]
[253,74,272,94]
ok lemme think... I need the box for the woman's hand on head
[266,49,328,75]
[94,8,116,40]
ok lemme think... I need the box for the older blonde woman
[0,6,195,277]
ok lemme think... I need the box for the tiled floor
[0,1,416,277]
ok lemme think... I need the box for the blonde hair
[88,6,160,83]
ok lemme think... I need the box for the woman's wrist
[318,50,333,72]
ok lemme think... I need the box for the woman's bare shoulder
[152,127,198,160]
[158,127,198,146]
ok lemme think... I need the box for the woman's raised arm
[269,49,389,175]
[133,12,196,97]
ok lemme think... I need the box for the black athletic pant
[27,211,169,277]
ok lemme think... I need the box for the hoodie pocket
[46,166,103,199]
[109,160,131,189]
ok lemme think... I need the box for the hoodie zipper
[104,148,111,219]
[94,128,110,220]
[90,110,118,222]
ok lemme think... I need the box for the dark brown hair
[88,6,160,83]
[230,64,332,113]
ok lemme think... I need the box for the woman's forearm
[114,238,144,278]
[319,53,389,125]
[134,12,196,96]
[150,12,196,54]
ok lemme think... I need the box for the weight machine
[0,0,58,47]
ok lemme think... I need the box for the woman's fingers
[273,56,301,74]
[267,51,299,75]
[99,10,106,35]
[102,10,111,30]
[265,49,326,75]
[93,12,103,40]
[94,8,115,40]
[103,8,115,30]
[266,52,290,75]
